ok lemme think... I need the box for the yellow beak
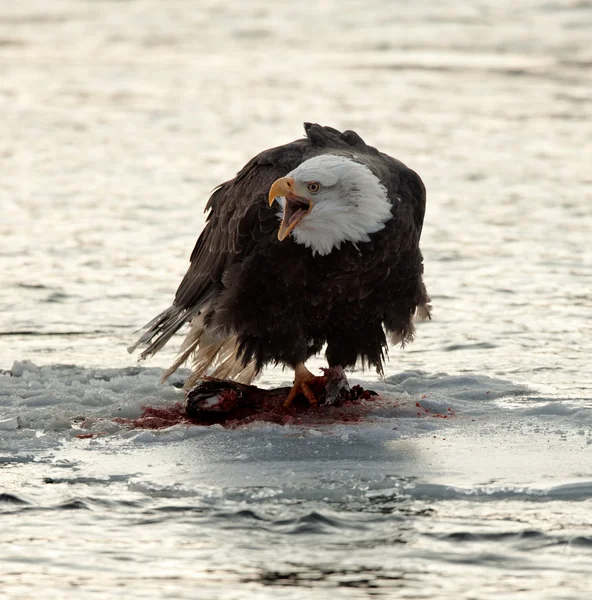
[268,177,295,207]
[268,177,313,241]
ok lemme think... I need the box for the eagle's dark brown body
[215,214,426,374]
[134,123,429,382]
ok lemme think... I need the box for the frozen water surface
[1,0,591,598]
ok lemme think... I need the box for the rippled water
[1,0,592,598]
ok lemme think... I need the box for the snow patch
[1,361,590,453]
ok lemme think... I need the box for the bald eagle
[130,123,430,406]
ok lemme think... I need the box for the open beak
[268,177,313,241]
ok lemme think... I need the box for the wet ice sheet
[1,361,591,469]
[1,362,592,599]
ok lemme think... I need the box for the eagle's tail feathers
[128,305,192,360]
[210,338,258,384]
[158,310,211,382]
[183,335,258,390]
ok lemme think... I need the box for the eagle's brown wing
[131,123,360,359]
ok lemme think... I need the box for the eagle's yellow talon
[283,363,322,409]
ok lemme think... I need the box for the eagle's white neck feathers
[276,154,392,256]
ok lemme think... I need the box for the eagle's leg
[283,363,325,409]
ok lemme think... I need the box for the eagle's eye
[307,182,321,194]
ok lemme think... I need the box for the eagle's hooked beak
[268,177,314,241]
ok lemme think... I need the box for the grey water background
[1,1,592,598]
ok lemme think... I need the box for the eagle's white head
[268,154,393,256]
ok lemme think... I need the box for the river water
[1,1,591,598]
